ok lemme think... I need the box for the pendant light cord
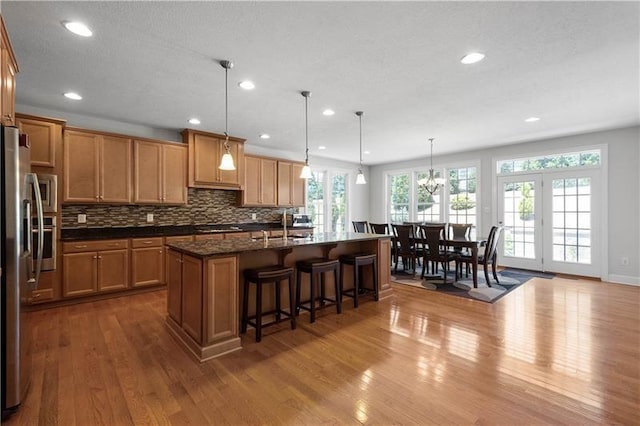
[304,94,309,165]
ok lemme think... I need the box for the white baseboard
[606,274,640,286]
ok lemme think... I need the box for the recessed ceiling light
[364,150,370,155]
[322,109,335,116]
[460,52,485,64]
[188,118,201,125]
[238,81,255,90]
[63,21,93,37]
[318,146,326,150]
[525,117,540,122]
[63,92,82,100]
[259,134,270,139]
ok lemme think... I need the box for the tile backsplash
[61,188,299,228]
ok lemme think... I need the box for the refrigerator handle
[28,173,45,289]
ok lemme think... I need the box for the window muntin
[447,167,477,237]
[497,150,601,174]
[416,171,442,223]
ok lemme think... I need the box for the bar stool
[339,253,379,308]
[295,258,341,323]
[241,265,296,342]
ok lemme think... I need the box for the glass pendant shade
[219,146,235,170]
[218,60,236,171]
[300,164,312,179]
[356,169,366,185]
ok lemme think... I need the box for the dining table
[388,231,487,288]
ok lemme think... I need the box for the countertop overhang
[166,232,391,258]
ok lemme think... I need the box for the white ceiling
[3,1,639,165]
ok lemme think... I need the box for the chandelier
[418,138,445,194]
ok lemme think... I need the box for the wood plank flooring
[6,276,640,425]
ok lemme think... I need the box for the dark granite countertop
[60,223,314,241]
[166,232,390,258]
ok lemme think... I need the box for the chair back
[450,223,472,239]
[482,226,503,265]
[369,223,389,234]
[352,221,369,233]
[418,224,447,262]
[392,224,415,256]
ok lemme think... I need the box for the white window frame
[305,166,351,233]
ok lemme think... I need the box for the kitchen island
[165,232,393,361]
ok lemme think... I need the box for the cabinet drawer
[63,239,129,253]
[165,235,194,244]
[131,237,163,248]
[194,234,224,241]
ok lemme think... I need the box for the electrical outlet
[251,213,257,220]
[77,214,87,224]
[621,257,629,266]
[146,213,154,223]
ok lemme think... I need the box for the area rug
[391,267,554,303]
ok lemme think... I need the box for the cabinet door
[131,247,165,287]
[63,252,97,297]
[291,162,306,206]
[166,249,183,324]
[162,144,187,204]
[17,116,59,168]
[97,249,129,292]
[277,161,292,206]
[261,158,278,206]
[190,133,220,187]
[203,256,238,344]
[64,130,100,203]
[242,155,261,205]
[133,140,163,204]
[1,48,16,126]
[181,255,203,343]
[100,136,132,203]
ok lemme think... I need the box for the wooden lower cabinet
[131,237,164,287]
[166,251,241,361]
[166,249,183,324]
[62,239,129,298]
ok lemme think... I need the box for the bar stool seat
[295,258,341,323]
[339,253,379,308]
[242,265,296,342]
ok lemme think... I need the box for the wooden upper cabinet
[182,129,245,190]
[241,155,277,206]
[101,135,132,203]
[16,114,64,168]
[63,129,132,204]
[277,160,306,207]
[134,140,187,205]
[0,17,18,127]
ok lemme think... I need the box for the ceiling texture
[3,1,639,165]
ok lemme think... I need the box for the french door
[497,174,543,270]
[497,170,601,277]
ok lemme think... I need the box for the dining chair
[458,226,503,286]
[418,224,459,284]
[391,224,417,274]
[369,223,389,234]
[352,221,369,233]
[449,223,472,239]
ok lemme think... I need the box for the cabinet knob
[159,250,163,254]
[93,255,97,259]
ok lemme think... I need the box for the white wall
[369,126,640,285]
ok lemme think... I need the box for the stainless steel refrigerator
[1,124,44,418]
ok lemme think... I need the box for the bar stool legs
[339,253,379,308]
[295,258,341,323]
[241,266,296,342]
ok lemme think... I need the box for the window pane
[307,171,325,233]
[448,167,477,237]
[331,173,347,233]
[496,150,601,174]
[389,174,410,224]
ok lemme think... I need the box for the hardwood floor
[6,276,639,425]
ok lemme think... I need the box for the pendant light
[419,138,445,194]
[218,60,236,171]
[299,90,313,179]
[355,111,366,185]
